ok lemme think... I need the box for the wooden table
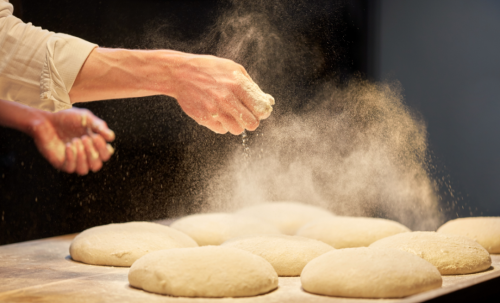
[1,234,499,302]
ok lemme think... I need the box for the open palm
[32,108,115,175]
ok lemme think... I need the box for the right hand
[167,54,275,135]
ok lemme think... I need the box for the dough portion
[437,217,500,253]
[70,222,197,267]
[128,246,279,297]
[369,232,492,275]
[170,213,281,246]
[235,202,334,235]
[296,216,410,248]
[301,247,442,298]
[222,234,334,276]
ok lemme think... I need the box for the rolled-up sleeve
[0,0,97,112]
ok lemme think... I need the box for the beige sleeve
[0,0,97,112]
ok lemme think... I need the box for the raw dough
[369,231,492,275]
[128,246,279,297]
[296,216,410,248]
[235,202,334,235]
[70,222,197,267]
[222,234,334,276]
[301,247,442,298]
[437,217,500,253]
[170,213,281,246]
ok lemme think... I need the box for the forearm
[69,48,182,103]
[68,47,274,135]
[0,99,46,136]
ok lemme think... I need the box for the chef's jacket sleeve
[0,0,97,112]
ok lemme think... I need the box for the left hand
[31,108,115,175]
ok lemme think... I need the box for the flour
[437,217,500,253]
[233,70,274,119]
[369,231,492,275]
[81,114,87,127]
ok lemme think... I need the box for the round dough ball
[70,222,197,267]
[170,213,281,246]
[301,247,442,298]
[369,232,491,275]
[222,234,334,276]
[296,216,410,248]
[437,217,500,253]
[235,202,334,235]
[128,246,279,297]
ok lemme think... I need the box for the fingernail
[106,144,115,155]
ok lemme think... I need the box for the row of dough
[69,202,500,299]
[171,201,500,253]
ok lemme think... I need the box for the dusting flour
[233,70,275,118]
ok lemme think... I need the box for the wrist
[0,99,47,137]
[23,108,49,138]
[142,50,187,97]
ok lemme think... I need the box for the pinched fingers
[231,70,275,121]
[198,116,228,134]
[82,135,102,172]
[213,112,244,135]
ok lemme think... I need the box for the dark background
[0,0,369,245]
[2,0,499,245]
[371,0,500,219]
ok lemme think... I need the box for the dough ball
[70,222,197,267]
[235,202,334,235]
[296,216,410,248]
[369,232,492,275]
[128,246,279,297]
[301,247,442,298]
[437,217,500,253]
[222,234,334,276]
[170,213,281,246]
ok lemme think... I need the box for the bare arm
[0,99,115,175]
[69,48,275,135]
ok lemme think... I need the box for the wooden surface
[0,234,499,303]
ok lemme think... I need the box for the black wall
[0,0,369,245]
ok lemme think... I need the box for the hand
[69,49,275,136]
[31,108,115,175]
[168,54,275,135]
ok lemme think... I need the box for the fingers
[63,143,77,173]
[226,98,260,131]
[74,138,89,175]
[64,136,114,175]
[82,135,103,172]
[91,134,114,161]
[198,117,228,134]
[214,112,244,135]
[86,112,115,142]
[231,70,275,121]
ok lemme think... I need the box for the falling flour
[233,70,275,119]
